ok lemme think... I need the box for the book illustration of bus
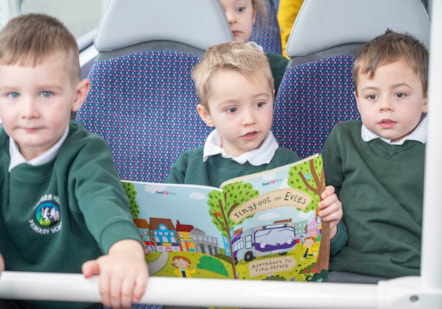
[232,220,306,263]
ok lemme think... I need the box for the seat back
[250,0,282,54]
[75,0,232,183]
[272,0,430,158]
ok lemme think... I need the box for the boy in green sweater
[323,30,429,283]
[166,41,346,254]
[0,14,148,308]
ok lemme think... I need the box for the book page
[122,153,329,282]
[122,182,236,279]
[218,153,329,281]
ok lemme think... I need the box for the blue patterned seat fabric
[272,54,359,158]
[250,0,282,54]
[76,50,211,183]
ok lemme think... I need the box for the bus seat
[75,0,233,183]
[271,0,430,158]
[250,0,282,54]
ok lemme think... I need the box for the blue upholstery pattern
[272,54,360,158]
[250,0,282,54]
[76,50,210,183]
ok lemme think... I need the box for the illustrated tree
[207,182,259,279]
[287,157,329,272]
[122,182,141,218]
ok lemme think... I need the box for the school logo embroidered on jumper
[29,194,62,235]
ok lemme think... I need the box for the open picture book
[122,153,329,282]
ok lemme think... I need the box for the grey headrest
[94,0,233,52]
[286,0,430,58]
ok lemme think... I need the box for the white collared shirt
[361,116,428,145]
[203,129,279,166]
[9,127,69,172]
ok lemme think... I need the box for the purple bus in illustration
[232,222,302,263]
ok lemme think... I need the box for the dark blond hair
[192,41,274,109]
[0,13,80,81]
[353,29,429,95]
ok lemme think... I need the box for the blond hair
[192,41,274,109]
[353,29,429,95]
[0,13,80,82]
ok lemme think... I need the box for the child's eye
[235,6,246,13]
[226,107,237,113]
[366,94,378,100]
[40,91,53,98]
[7,92,19,99]
[255,101,266,108]
[394,92,407,98]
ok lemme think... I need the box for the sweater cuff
[330,220,348,256]
[100,221,143,254]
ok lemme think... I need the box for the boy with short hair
[323,30,429,283]
[166,41,346,248]
[0,14,148,308]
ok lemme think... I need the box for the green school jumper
[0,121,142,309]
[323,120,425,278]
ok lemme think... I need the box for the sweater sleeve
[322,123,345,194]
[165,150,190,184]
[68,133,142,253]
[322,123,349,255]
[330,220,348,255]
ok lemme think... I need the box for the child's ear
[354,91,362,114]
[422,93,429,114]
[197,104,215,127]
[72,79,91,112]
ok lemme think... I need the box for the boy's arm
[330,220,348,255]
[0,253,4,272]
[165,150,190,183]
[82,239,148,309]
[321,123,349,255]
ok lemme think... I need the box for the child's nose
[379,98,394,111]
[226,10,236,24]
[242,109,256,125]
[21,98,38,118]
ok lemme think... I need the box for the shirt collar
[361,115,428,145]
[203,129,279,166]
[9,127,69,172]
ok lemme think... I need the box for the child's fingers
[119,276,137,309]
[0,254,4,272]
[321,185,335,199]
[82,260,100,278]
[108,273,125,309]
[318,191,338,210]
[132,274,148,303]
[98,267,112,307]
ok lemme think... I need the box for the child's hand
[0,253,4,273]
[318,186,343,239]
[82,239,148,309]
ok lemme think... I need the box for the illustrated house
[307,216,322,240]
[294,220,308,243]
[133,218,155,253]
[176,220,196,252]
[149,217,180,252]
[192,228,219,255]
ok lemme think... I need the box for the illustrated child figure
[172,256,196,278]
[302,236,316,260]
[219,0,288,94]
[323,30,429,283]
[166,41,346,251]
[0,14,148,308]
